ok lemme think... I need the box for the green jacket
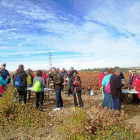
[50,72,64,90]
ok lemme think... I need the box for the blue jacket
[61,71,67,79]
[0,77,8,86]
[102,74,112,87]
[1,69,10,84]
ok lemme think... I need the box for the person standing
[0,70,9,97]
[61,68,67,92]
[68,67,74,78]
[33,70,45,111]
[69,70,83,108]
[0,63,10,89]
[14,65,27,104]
[129,69,139,104]
[42,69,48,86]
[30,70,35,79]
[61,68,67,80]
[99,69,108,99]
[26,70,33,99]
[102,69,114,109]
[110,67,125,111]
[119,72,125,81]
[49,67,64,111]
[67,67,74,96]
[135,78,140,105]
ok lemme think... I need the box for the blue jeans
[55,90,63,107]
[112,96,121,111]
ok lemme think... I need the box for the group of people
[1,63,140,112]
[49,67,83,111]
[99,67,140,111]
[0,63,83,111]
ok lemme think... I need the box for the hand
[122,81,125,84]
[7,76,9,79]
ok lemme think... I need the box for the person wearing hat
[0,63,10,85]
[99,68,108,99]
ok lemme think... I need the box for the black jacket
[69,76,81,92]
[68,70,74,78]
[110,74,124,99]
[14,70,27,88]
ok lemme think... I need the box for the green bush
[0,86,54,139]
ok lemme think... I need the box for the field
[1,71,140,139]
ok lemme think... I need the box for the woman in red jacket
[42,69,48,85]
[99,69,108,99]
[69,70,83,108]
[135,79,140,103]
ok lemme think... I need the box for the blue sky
[0,0,140,71]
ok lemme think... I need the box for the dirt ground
[26,89,140,133]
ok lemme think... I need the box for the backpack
[14,76,22,87]
[33,81,41,92]
[106,81,111,93]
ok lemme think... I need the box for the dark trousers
[27,84,32,99]
[17,87,27,104]
[35,92,44,108]
[55,90,63,107]
[112,96,121,111]
[73,92,83,107]
[132,94,140,103]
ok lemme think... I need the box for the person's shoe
[53,107,61,111]
[60,107,64,109]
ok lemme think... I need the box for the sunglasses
[133,71,136,72]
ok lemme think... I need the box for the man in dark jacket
[49,67,64,111]
[110,67,125,111]
[61,68,67,79]
[14,65,27,104]
[68,67,74,78]
[67,67,74,96]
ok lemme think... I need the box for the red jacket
[42,73,48,83]
[99,73,105,88]
[135,80,140,99]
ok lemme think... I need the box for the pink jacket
[129,74,139,87]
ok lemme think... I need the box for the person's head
[51,67,56,74]
[30,69,33,74]
[108,68,113,74]
[1,63,6,70]
[62,68,65,72]
[70,67,74,71]
[103,68,108,75]
[113,67,120,76]
[26,70,30,75]
[19,64,24,71]
[132,69,136,75]
[42,69,45,73]
[37,70,42,77]
[73,70,78,77]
